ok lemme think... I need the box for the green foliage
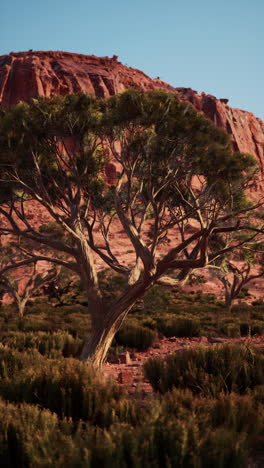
[1,331,83,357]
[0,313,263,467]
[0,93,107,208]
[0,358,138,427]
[144,344,264,396]
[98,269,127,302]
[39,221,73,246]
[115,325,156,350]
[0,279,263,343]
[0,301,91,338]
[0,389,263,467]
[157,317,201,338]
[0,345,43,379]
[104,89,256,209]
[220,323,241,337]
[0,402,77,467]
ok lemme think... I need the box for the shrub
[251,299,264,307]
[199,428,247,468]
[238,288,251,298]
[0,384,263,467]
[240,323,264,337]
[0,401,94,467]
[144,344,264,396]
[0,358,137,427]
[0,345,43,379]
[251,323,264,335]
[161,388,264,439]
[0,399,250,468]
[1,331,83,357]
[157,317,201,338]
[115,325,156,351]
[221,324,240,337]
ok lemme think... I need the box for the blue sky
[1,0,263,119]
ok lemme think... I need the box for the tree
[0,242,59,316]
[210,237,264,312]
[0,90,261,366]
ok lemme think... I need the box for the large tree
[0,90,261,366]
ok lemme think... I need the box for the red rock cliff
[0,50,263,175]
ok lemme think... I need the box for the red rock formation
[0,50,263,176]
[176,88,264,176]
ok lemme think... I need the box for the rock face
[0,50,263,176]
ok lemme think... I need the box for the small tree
[0,243,59,316]
[211,239,264,312]
[0,90,261,366]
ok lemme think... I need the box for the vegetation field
[0,276,263,467]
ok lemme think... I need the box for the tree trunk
[80,276,153,368]
[17,298,28,317]
[225,290,233,313]
[221,278,233,313]
[79,306,131,368]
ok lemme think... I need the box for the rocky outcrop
[176,88,264,176]
[0,50,174,106]
[0,50,263,176]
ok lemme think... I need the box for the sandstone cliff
[0,50,263,175]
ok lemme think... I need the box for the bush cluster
[115,325,156,350]
[0,345,43,379]
[157,317,201,338]
[0,355,138,427]
[144,344,264,396]
[0,276,264,466]
[1,331,83,357]
[0,388,263,467]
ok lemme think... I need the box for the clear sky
[1,0,263,119]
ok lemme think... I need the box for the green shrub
[0,385,263,467]
[161,388,264,438]
[142,285,172,312]
[251,323,264,335]
[144,344,264,396]
[0,401,81,467]
[240,322,264,337]
[0,345,43,379]
[238,288,251,298]
[199,428,247,468]
[251,299,264,307]
[1,331,83,357]
[0,358,137,427]
[157,317,201,338]
[0,400,246,468]
[115,325,156,351]
[221,324,241,337]
[1,276,264,466]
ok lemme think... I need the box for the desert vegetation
[0,285,263,466]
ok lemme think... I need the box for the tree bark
[17,298,28,317]
[79,306,131,368]
[225,291,233,313]
[79,276,153,368]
